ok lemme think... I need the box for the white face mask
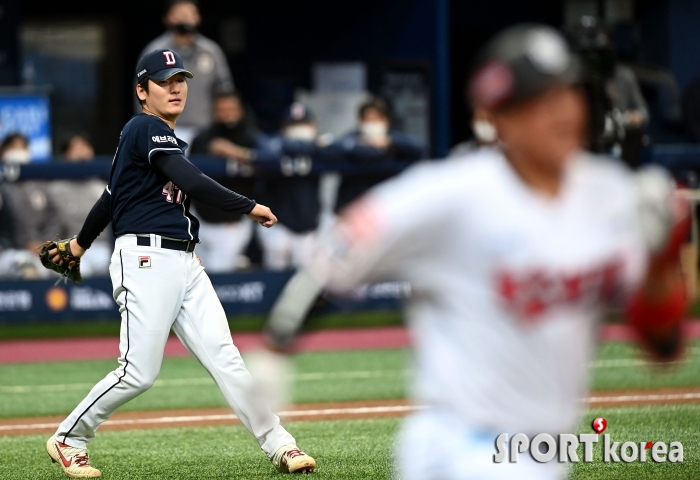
[2,148,31,164]
[473,120,497,144]
[284,125,317,141]
[360,121,389,139]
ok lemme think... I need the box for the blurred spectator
[569,16,648,166]
[449,108,498,157]
[1,133,31,164]
[0,185,15,251]
[357,98,393,150]
[334,97,425,212]
[138,0,235,144]
[254,103,323,270]
[609,64,649,166]
[0,178,56,278]
[190,91,256,161]
[0,182,43,279]
[1,180,55,253]
[45,133,111,277]
[190,91,256,272]
[60,133,95,162]
[611,21,683,144]
[0,184,23,277]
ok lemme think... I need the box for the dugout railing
[1,145,700,324]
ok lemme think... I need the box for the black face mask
[171,23,197,35]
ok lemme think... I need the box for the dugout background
[0,0,698,157]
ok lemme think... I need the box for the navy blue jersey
[108,113,200,241]
[254,135,321,233]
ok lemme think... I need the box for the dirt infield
[3,387,700,437]
[0,399,414,437]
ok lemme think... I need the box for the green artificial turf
[2,339,700,478]
[0,311,402,340]
[1,406,698,479]
[571,405,700,479]
[3,342,700,420]
[590,342,700,391]
[2,341,700,420]
[0,349,410,419]
[0,419,399,479]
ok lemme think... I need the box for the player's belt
[136,236,196,253]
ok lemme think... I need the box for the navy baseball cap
[135,49,193,84]
[468,24,580,111]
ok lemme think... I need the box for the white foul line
[2,392,700,433]
[588,392,700,403]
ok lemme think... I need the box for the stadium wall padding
[0,271,409,324]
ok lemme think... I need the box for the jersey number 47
[162,181,184,204]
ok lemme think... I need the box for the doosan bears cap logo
[162,51,176,66]
[135,49,193,82]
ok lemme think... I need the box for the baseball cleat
[46,436,102,478]
[272,443,316,474]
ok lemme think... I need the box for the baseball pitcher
[42,49,315,478]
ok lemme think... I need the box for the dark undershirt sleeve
[151,153,256,215]
[76,189,111,250]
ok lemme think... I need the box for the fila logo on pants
[139,256,151,268]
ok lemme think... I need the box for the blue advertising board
[0,272,408,325]
[0,93,52,162]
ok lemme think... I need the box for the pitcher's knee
[119,370,158,394]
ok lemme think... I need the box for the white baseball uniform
[55,234,295,456]
[307,148,648,479]
[196,218,253,272]
[54,112,297,460]
[257,222,317,270]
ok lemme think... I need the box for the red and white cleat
[272,443,316,474]
[46,436,102,478]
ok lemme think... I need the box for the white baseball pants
[256,223,316,271]
[396,409,568,480]
[55,234,295,457]
[195,219,253,273]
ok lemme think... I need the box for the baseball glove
[38,237,83,284]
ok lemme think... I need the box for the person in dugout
[253,103,328,270]
[333,97,426,213]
